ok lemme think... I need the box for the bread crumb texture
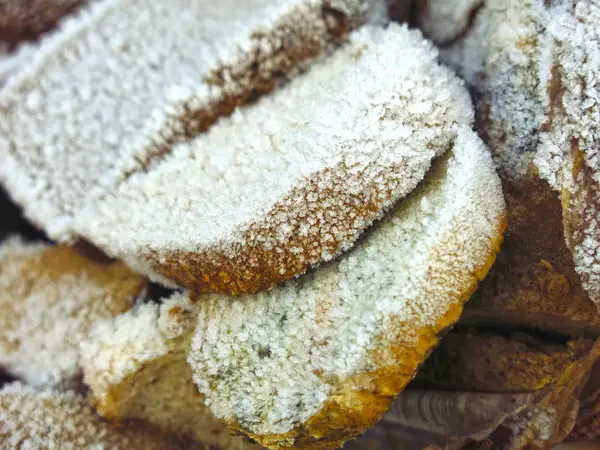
[0,0,385,295]
[0,236,145,390]
[82,293,259,449]
[187,127,505,449]
[0,382,197,449]
[534,0,600,311]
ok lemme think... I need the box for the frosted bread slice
[0,236,146,390]
[74,24,474,294]
[418,0,600,312]
[81,293,259,449]
[0,0,384,243]
[534,0,600,312]
[0,383,198,450]
[185,126,505,449]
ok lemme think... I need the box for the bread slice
[534,0,600,312]
[68,21,473,295]
[0,0,384,244]
[0,236,146,390]
[182,124,504,449]
[81,293,260,449]
[0,382,199,449]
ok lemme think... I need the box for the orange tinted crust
[232,212,507,449]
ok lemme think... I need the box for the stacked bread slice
[17,0,600,449]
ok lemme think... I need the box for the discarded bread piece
[81,293,260,450]
[184,121,504,449]
[0,236,146,390]
[0,0,388,294]
[411,329,596,393]
[0,382,198,449]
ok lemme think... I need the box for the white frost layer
[76,24,473,274]
[418,0,482,45]
[423,0,549,180]
[0,383,189,449]
[0,236,143,389]
[188,127,505,436]
[535,0,600,307]
[0,0,383,240]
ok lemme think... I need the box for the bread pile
[0,0,598,449]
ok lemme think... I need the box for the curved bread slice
[75,24,474,294]
[534,0,600,312]
[0,0,384,243]
[0,236,145,389]
[0,383,198,449]
[81,293,259,449]
[187,127,505,449]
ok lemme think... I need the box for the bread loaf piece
[0,382,199,449]
[0,236,146,390]
[81,293,260,449]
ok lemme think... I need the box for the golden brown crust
[236,213,506,449]
[150,161,412,295]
